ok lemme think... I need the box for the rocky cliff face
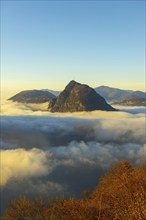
[49,81,116,112]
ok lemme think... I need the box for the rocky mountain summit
[9,90,56,103]
[49,80,116,112]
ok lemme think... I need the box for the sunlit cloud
[0,148,50,186]
[0,101,145,213]
[1,101,145,117]
[1,142,145,187]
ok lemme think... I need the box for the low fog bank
[1,113,145,149]
[1,143,145,186]
[0,102,146,214]
[112,105,146,114]
[1,100,146,116]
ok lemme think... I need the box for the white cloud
[1,101,145,117]
[0,101,145,211]
[1,142,145,187]
[0,148,51,186]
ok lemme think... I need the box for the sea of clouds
[0,101,145,213]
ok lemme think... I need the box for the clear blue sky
[1,0,145,99]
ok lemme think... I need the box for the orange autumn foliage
[3,161,146,220]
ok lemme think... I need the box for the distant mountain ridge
[8,85,146,107]
[41,89,60,96]
[121,91,146,101]
[49,80,116,112]
[112,97,146,106]
[9,90,56,103]
[94,86,146,103]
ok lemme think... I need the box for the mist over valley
[1,99,145,214]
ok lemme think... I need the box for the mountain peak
[65,80,80,91]
[68,80,78,85]
[49,81,116,112]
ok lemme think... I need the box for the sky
[1,0,145,99]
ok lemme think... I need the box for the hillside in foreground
[2,161,146,220]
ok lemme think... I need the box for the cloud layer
[1,142,145,186]
[0,101,146,214]
[1,113,145,149]
[0,148,50,186]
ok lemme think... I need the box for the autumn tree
[3,161,146,220]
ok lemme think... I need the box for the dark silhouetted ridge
[9,90,56,103]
